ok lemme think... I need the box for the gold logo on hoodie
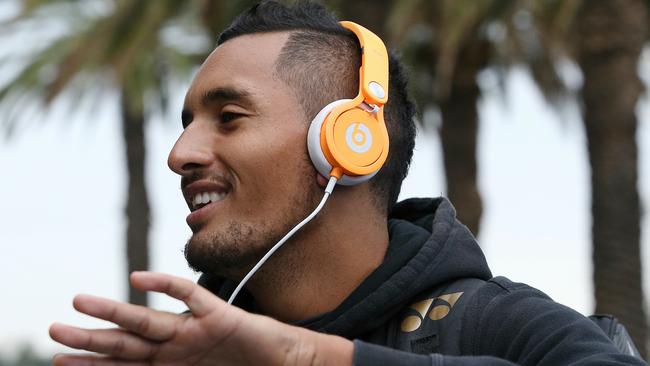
[400,292,464,332]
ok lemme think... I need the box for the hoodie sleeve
[352,277,646,365]
[353,340,520,365]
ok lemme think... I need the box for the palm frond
[386,0,430,45]
[0,34,85,134]
[433,0,497,101]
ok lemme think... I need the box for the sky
[0,3,649,359]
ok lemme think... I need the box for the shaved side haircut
[217,0,416,213]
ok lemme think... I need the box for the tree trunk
[438,38,488,236]
[120,90,150,306]
[577,0,647,357]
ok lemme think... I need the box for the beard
[184,166,320,280]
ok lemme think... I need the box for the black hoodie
[199,197,646,365]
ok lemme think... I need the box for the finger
[72,294,178,341]
[130,271,220,317]
[49,323,158,360]
[53,354,148,366]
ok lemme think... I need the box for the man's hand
[49,272,353,366]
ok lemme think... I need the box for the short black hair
[218,0,416,213]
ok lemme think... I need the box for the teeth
[192,191,227,209]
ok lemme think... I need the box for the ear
[316,173,328,188]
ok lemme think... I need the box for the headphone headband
[339,21,389,107]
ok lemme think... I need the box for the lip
[186,198,226,230]
[182,179,232,208]
[182,179,233,230]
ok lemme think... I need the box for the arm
[50,271,353,366]
[460,277,646,365]
[354,341,519,366]
[50,273,645,366]
[352,277,646,366]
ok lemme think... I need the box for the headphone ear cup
[337,164,380,185]
[307,99,351,180]
[307,99,383,186]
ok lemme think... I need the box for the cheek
[231,125,312,198]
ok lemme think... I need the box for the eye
[220,111,242,123]
[181,110,193,128]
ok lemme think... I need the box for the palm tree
[0,0,229,306]
[485,0,650,354]
[389,0,584,237]
[386,0,649,355]
[1,0,195,306]
[576,0,648,356]
[385,0,522,236]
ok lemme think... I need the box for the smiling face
[168,32,322,278]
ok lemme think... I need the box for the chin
[183,221,270,277]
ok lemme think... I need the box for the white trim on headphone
[307,99,378,186]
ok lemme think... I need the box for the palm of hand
[50,272,308,366]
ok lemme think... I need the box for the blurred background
[0,0,649,364]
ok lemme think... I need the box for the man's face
[168,32,321,278]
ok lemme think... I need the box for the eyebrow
[200,87,252,107]
[181,87,253,128]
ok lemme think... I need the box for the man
[50,1,645,365]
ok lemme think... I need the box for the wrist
[305,329,353,366]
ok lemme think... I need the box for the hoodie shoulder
[459,277,644,364]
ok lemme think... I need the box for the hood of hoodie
[198,197,492,339]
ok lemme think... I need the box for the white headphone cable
[227,176,338,305]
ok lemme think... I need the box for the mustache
[181,171,232,190]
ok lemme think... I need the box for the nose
[168,123,214,176]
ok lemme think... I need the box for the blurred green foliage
[0,345,50,366]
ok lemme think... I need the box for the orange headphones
[307,21,389,185]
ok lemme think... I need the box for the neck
[243,191,389,322]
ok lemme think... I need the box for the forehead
[185,32,291,105]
